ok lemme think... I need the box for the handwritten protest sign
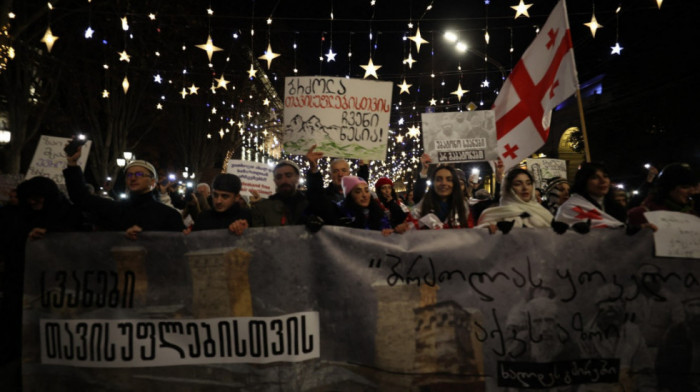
[225,159,275,198]
[524,158,568,190]
[421,110,497,163]
[644,210,700,259]
[283,76,392,161]
[26,135,91,185]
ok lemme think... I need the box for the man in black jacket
[190,173,251,234]
[63,147,184,239]
[251,160,309,227]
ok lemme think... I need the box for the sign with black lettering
[26,135,92,185]
[422,110,497,163]
[23,228,698,390]
[283,76,392,160]
[225,159,275,198]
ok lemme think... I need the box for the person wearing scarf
[555,162,627,229]
[326,176,393,235]
[411,165,470,229]
[477,167,553,232]
[628,162,697,225]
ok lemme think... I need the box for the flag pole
[575,87,591,162]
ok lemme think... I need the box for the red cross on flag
[493,0,579,169]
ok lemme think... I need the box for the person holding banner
[628,162,697,226]
[374,176,414,233]
[554,163,627,230]
[411,165,469,229]
[318,175,392,235]
[190,173,251,235]
[251,160,310,227]
[63,147,185,239]
[476,168,553,233]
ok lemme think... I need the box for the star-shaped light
[584,14,603,38]
[451,83,468,101]
[429,98,437,106]
[118,50,130,62]
[153,74,162,84]
[611,42,623,55]
[247,64,258,79]
[511,0,533,19]
[216,74,230,89]
[263,98,270,106]
[210,84,217,94]
[408,26,428,53]
[41,27,58,52]
[398,79,412,95]
[407,125,421,140]
[122,76,130,94]
[148,13,156,20]
[360,58,382,79]
[403,53,417,69]
[195,35,223,61]
[258,43,280,69]
[325,48,337,62]
[156,103,163,110]
[101,89,110,98]
[188,84,199,95]
[84,27,94,39]
[180,88,188,99]
[121,16,129,31]
[656,0,663,9]
[395,134,405,143]
[481,79,490,88]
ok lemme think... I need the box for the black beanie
[212,173,242,194]
[17,176,60,204]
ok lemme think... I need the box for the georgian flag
[493,0,579,169]
[555,193,625,228]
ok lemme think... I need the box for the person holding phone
[63,143,185,239]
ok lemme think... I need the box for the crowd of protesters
[0,141,699,388]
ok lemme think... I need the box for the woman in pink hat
[374,177,415,233]
[322,176,394,235]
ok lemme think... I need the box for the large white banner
[283,76,392,161]
[23,227,698,391]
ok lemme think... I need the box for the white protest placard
[524,158,568,190]
[421,110,497,163]
[26,135,91,185]
[283,76,392,161]
[644,210,700,259]
[226,159,275,198]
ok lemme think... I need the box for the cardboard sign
[26,135,91,185]
[225,159,275,198]
[421,110,497,163]
[644,210,700,259]
[283,76,392,161]
[524,158,568,190]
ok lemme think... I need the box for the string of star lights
[1,1,671,189]
[611,5,623,55]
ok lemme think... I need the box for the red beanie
[374,177,393,191]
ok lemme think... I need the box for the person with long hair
[628,162,697,225]
[374,177,414,233]
[411,165,469,229]
[477,167,553,233]
[555,162,627,228]
[324,176,393,235]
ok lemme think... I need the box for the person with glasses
[63,145,185,239]
[251,160,310,227]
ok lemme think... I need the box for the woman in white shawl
[477,167,553,233]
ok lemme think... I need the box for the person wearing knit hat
[628,162,698,226]
[314,175,393,235]
[305,144,370,205]
[251,159,310,227]
[63,143,184,238]
[374,176,413,233]
[191,173,251,235]
[542,176,570,215]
